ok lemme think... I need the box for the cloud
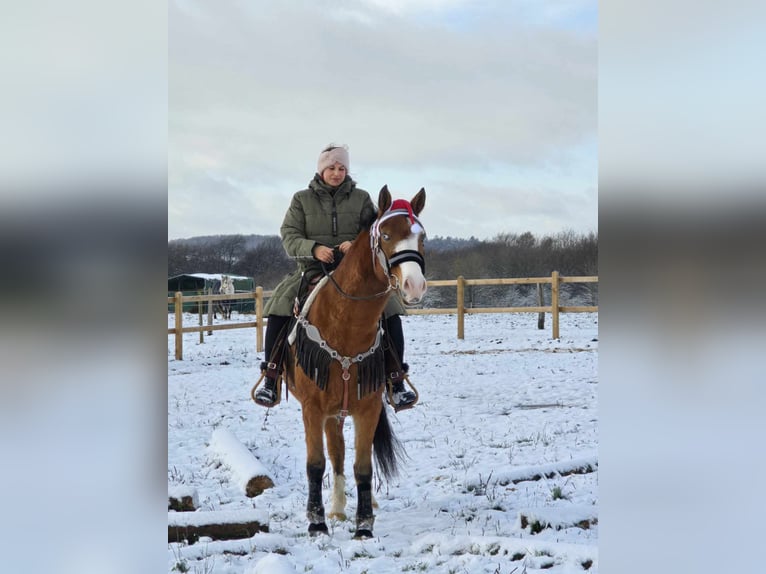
[169,0,596,239]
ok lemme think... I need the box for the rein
[321,261,400,301]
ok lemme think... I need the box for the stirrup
[386,366,418,412]
[251,362,283,408]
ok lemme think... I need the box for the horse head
[372,185,427,305]
[221,275,235,295]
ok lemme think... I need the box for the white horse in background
[215,274,235,319]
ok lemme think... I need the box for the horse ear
[411,187,426,215]
[378,185,392,215]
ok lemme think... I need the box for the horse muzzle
[398,269,427,305]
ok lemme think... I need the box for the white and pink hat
[317,144,350,174]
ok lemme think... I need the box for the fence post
[551,271,560,339]
[174,292,184,360]
[255,286,264,353]
[457,275,465,340]
[207,288,214,335]
[198,301,204,344]
[537,283,545,329]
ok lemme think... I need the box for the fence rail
[167,272,597,360]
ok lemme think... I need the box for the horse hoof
[308,523,328,536]
[327,512,347,521]
[353,529,373,540]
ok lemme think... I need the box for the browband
[371,209,425,240]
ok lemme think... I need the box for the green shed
[167,273,255,313]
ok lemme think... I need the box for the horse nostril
[403,276,427,295]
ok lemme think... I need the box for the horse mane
[361,209,377,231]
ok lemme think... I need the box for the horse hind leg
[324,418,347,521]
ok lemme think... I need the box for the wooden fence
[167,272,598,360]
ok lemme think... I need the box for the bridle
[321,208,426,302]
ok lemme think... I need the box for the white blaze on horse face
[394,232,427,304]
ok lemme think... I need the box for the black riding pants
[385,314,405,363]
[264,314,291,362]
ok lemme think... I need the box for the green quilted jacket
[264,174,406,318]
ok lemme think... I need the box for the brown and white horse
[284,185,427,539]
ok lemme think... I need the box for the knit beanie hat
[317,144,350,174]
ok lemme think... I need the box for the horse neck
[307,230,390,355]
[321,229,390,314]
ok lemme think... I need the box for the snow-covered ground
[168,312,598,573]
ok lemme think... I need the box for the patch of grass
[533,549,553,557]
[529,520,547,535]
[551,486,569,500]
[402,562,429,571]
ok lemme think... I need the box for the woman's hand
[313,245,335,263]
[337,241,353,254]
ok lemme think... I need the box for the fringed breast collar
[288,276,387,398]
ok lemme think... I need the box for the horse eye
[381,233,391,241]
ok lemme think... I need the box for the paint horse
[214,274,235,319]
[285,185,427,539]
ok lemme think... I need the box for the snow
[246,553,297,574]
[168,311,598,573]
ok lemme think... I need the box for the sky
[169,0,597,241]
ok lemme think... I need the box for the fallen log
[519,505,598,533]
[168,485,198,512]
[168,508,269,543]
[465,454,597,492]
[209,427,275,497]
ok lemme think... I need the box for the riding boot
[255,315,291,408]
[255,361,279,407]
[389,363,416,409]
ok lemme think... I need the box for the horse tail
[373,404,406,482]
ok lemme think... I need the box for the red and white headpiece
[372,199,425,240]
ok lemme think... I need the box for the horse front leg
[324,418,347,521]
[303,407,328,536]
[352,403,381,539]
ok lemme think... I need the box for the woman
[255,144,416,410]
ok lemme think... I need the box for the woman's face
[321,162,347,187]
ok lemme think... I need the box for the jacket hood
[309,174,355,197]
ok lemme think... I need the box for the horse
[214,274,235,319]
[283,185,427,539]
